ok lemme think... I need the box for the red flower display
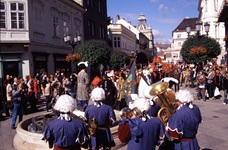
[66,53,81,62]
[190,46,207,55]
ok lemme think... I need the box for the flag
[124,60,138,96]
[138,77,149,98]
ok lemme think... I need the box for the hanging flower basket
[66,53,81,62]
[190,46,207,55]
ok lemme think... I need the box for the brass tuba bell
[150,82,176,125]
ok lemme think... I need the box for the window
[98,0,105,14]
[87,0,93,7]
[214,0,218,11]
[205,0,208,12]
[99,25,105,39]
[86,0,90,5]
[34,7,43,33]
[0,2,6,28]
[177,34,181,38]
[53,16,59,37]
[88,20,95,36]
[114,37,120,48]
[178,42,181,47]
[98,0,101,12]
[10,2,25,29]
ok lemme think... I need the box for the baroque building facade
[108,14,154,65]
[198,0,226,64]
[170,0,225,64]
[75,0,108,41]
[136,13,154,50]
[0,0,85,85]
[218,0,228,64]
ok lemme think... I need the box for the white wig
[90,87,105,101]
[133,97,151,112]
[175,89,194,104]
[54,94,76,113]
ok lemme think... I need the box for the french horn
[150,82,177,125]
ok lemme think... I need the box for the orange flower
[66,53,81,62]
[190,46,207,55]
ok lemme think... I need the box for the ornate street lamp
[186,21,210,38]
[195,21,202,33]
[186,25,191,37]
[63,21,81,72]
[63,21,81,51]
[204,22,210,36]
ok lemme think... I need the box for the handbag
[205,90,209,98]
[214,87,221,97]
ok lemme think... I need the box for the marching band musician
[115,72,127,110]
[43,94,90,150]
[84,87,116,150]
[118,107,132,143]
[166,89,202,150]
[142,85,161,117]
[127,97,164,150]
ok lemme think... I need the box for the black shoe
[11,126,16,129]
[203,99,206,102]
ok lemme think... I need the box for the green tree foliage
[75,40,111,65]
[109,50,130,69]
[181,35,221,63]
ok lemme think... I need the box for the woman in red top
[33,78,41,101]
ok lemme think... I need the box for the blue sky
[107,0,199,44]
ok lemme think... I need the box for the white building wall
[108,24,136,56]
[0,0,84,81]
[116,19,140,39]
[170,0,226,64]
[0,0,29,42]
[199,0,226,64]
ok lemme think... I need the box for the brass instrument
[70,112,98,135]
[150,82,176,125]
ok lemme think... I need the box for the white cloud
[158,4,169,17]
[171,7,176,12]
[152,29,171,44]
[178,0,198,7]
[150,0,158,3]
[158,4,167,10]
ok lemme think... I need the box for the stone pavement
[1,86,228,150]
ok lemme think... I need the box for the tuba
[150,82,177,125]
